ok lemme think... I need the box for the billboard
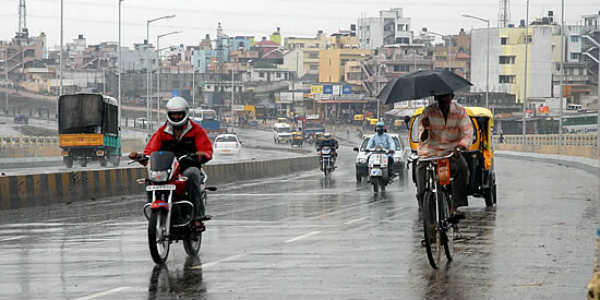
[342,85,352,95]
[323,85,333,94]
[311,85,323,95]
[333,85,341,96]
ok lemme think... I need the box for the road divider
[0,156,318,210]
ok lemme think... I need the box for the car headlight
[149,170,169,182]
[358,157,367,164]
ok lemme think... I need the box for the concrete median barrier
[0,156,318,210]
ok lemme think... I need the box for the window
[499,56,516,64]
[259,72,265,78]
[308,52,319,59]
[524,35,532,43]
[393,64,410,72]
[499,75,516,84]
[309,64,319,71]
[570,36,579,42]
[571,53,580,60]
[500,37,508,45]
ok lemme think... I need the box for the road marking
[344,216,368,225]
[284,231,321,243]
[72,286,130,300]
[0,236,26,242]
[191,253,248,270]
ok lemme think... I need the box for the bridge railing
[1,136,58,145]
[493,134,599,160]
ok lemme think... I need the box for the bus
[189,108,223,139]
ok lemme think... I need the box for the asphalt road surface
[0,146,598,299]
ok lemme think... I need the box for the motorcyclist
[417,92,472,224]
[129,96,213,231]
[366,121,395,176]
[316,132,339,168]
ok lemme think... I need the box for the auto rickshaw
[407,106,497,207]
[291,131,304,148]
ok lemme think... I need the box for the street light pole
[146,15,175,132]
[559,0,565,148]
[462,14,491,108]
[59,0,63,96]
[156,31,180,127]
[582,34,600,150]
[118,0,123,127]
[522,0,530,136]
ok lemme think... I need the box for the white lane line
[72,286,130,300]
[344,216,368,225]
[284,231,322,243]
[0,236,26,242]
[191,253,248,270]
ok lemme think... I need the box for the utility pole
[559,0,565,148]
[4,49,8,113]
[59,0,63,96]
[522,0,529,136]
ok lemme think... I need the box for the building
[285,31,329,49]
[471,24,553,103]
[121,42,157,72]
[358,8,412,49]
[0,30,47,81]
[318,48,373,83]
[432,28,471,79]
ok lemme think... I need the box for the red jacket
[144,120,213,161]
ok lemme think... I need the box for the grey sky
[0,0,597,48]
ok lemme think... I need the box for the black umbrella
[379,70,472,104]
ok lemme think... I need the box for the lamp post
[462,14,490,109]
[522,0,530,136]
[59,0,63,96]
[582,34,600,148]
[156,31,180,127]
[118,0,123,127]
[146,15,175,131]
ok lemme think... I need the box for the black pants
[182,167,206,218]
[416,154,469,209]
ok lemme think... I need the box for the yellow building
[344,61,363,86]
[284,31,329,49]
[319,49,373,83]
[329,35,360,49]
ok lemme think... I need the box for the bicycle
[418,152,458,269]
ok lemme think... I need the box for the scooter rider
[366,121,395,175]
[316,132,339,168]
[129,96,213,231]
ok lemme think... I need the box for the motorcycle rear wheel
[183,231,202,257]
[148,210,170,264]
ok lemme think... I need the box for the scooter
[367,145,393,193]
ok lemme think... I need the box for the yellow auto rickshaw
[291,131,304,148]
[407,106,497,207]
[366,117,378,126]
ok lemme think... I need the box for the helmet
[165,96,189,127]
[323,132,331,138]
[375,121,385,135]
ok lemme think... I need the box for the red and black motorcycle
[132,151,216,264]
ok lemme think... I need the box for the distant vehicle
[134,117,149,129]
[190,108,224,140]
[353,133,408,183]
[58,93,121,168]
[301,117,325,143]
[214,134,241,155]
[273,123,292,144]
[14,114,29,125]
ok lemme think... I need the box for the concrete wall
[0,139,145,158]
[0,156,318,210]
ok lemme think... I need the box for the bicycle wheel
[423,190,441,269]
[439,191,453,262]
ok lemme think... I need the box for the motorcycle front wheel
[148,210,170,264]
[183,231,202,257]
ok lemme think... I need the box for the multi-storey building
[358,8,412,49]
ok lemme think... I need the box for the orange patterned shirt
[418,102,473,157]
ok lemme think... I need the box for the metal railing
[1,136,58,145]
[494,134,598,147]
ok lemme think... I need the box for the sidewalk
[496,150,599,175]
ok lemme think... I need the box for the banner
[311,85,323,95]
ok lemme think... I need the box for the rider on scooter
[366,121,395,176]
[129,96,213,231]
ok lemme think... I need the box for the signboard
[279,92,304,102]
[332,85,341,96]
[232,104,245,111]
[323,85,333,95]
[342,85,352,95]
[172,90,179,97]
[311,85,323,95]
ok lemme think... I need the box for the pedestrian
[499,130,504,144]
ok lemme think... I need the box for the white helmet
[323,132,332,138]
[165,96,189,127]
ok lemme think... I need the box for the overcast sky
[0,0,597,49]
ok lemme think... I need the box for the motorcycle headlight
[149,170,169,182]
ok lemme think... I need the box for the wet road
[0,146,598,299]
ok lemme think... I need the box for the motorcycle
[132,151,216,264]
[319,146,336,176]
[367,145,393,193]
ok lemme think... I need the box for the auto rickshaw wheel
[484,177,496,208]
[79,158,87,168]
[99,156,108,167]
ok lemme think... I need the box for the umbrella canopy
[379,70,472,104]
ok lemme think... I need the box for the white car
[353,133,409,183]
[273,123,292,144]
[214,134,242,155]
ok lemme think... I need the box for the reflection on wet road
[0,146,597,299]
